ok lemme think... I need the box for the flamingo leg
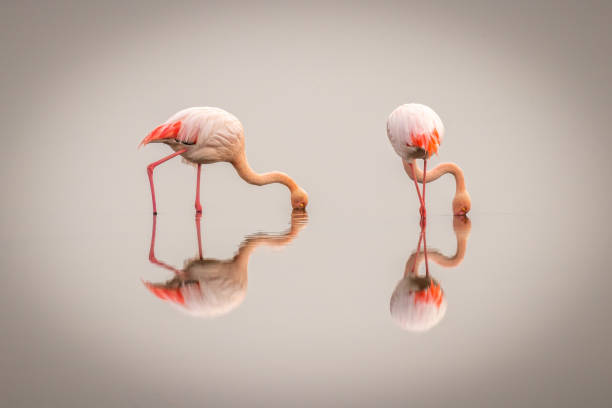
[148,215,181,275]
[421,159,428,227]
[146,149,187,214]
[422,224,429,277]
[409,163,425,219]
[413,228,424,274]
[195,163,203,213]
[195,213,203,260]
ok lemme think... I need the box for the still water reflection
[144,210,309,318]
[390,216,471,331]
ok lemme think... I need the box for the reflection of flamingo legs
[422,224,429,277]
[413,230,424,273]
[149,214,205,271]
[148,215,181,275]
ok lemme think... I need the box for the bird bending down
[140,107,309,214]
[387,103,471,220]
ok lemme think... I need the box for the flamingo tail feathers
[139,121,182,148]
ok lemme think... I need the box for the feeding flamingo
[144,210,308,318]
[387,103,471,219]
[140,107,309,214]
[390,216,471,331]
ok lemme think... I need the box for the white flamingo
[140,107,309,214]
[387,103,471,219]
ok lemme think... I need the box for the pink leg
[195,213,203,260]
[422,224,429,277]
[409,162,424,208]
[421,159,428,227]
[148,215,181,275]
[195,163,202,213]
[409,163,426,224]
[147,149,187,214]
[413,228,424,274]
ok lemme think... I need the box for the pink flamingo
[390,216,471,331]
[140,107,309,214]
[387,103,471,220]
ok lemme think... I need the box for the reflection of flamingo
[140,107,309,214]
[390,216,471,332]
[144,211,308,318]
[387,103,471,219]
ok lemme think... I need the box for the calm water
[2,203,610,407]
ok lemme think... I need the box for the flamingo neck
[404,225,469,277]
[404,160,466,193]
[232,152,298,192]
[233,211,306,268]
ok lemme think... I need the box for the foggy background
[1,0,611,407]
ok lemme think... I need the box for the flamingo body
[387,103,445,161]
[387,103,470,216]
[140,107,244,164]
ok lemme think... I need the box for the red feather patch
[139,121,182,147]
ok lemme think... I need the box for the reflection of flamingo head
[144,259,247,318]
[390,275,447,332]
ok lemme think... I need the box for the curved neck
[232,152,298,192]
[403,223,470,278]
[403,160,466,193]
[233,210,308,269]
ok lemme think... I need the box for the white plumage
[163,107,245,164]
[390,276,447,332]
[387,103,445,160]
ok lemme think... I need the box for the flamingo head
[453,190,471,215]
[291,186,309,210]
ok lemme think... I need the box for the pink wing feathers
[387,104,445,158]
[143,281,186,305]
[410,128,441,156]
[139,121,183,147]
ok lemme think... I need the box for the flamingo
[390,216,471,332]
[140,107,309,214]
[144,211,308,318]
[386,103,471,220]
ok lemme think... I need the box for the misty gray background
[1,0,611,407]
